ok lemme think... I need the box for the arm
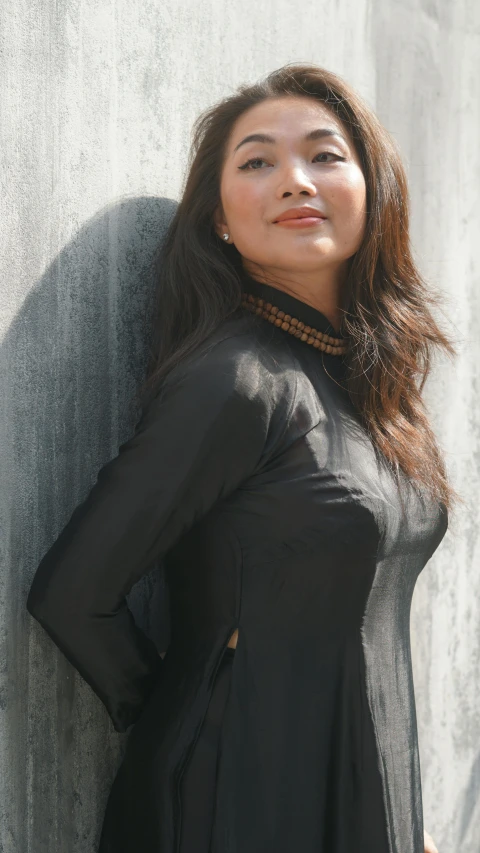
[26,337,278,732]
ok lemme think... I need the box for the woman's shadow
[5,196,176,852]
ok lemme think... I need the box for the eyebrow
[233,127,347,153]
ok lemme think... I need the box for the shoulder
[162,314,299,412]
[136,315,306,467]
[152,314,323,454]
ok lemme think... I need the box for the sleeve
[26,338,278,733]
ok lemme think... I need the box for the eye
[237,157,269,171]
[238,152,346,171]
[313,152,345,163]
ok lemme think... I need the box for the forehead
[226,96,351,153]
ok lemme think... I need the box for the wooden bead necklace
[241,292,349,356]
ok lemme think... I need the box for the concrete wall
[1,1,478,850]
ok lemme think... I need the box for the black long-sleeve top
[27,268,448,853]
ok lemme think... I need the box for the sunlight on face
[215,96,367,283]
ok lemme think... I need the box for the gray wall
[1,1,478,851]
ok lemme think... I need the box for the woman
[26,63,457,853]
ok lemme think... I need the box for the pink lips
[273,207,327,228]
[274,217,326,228]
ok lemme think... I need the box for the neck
[241,260,347,336]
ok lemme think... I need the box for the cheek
[323,169,366,221]
[222,178,267,225]
[332,172,366,217]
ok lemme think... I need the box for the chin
[271,248,335,270]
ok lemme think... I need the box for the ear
[213,203,229,241]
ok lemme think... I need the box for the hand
[424,829,439,853]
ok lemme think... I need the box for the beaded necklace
[240,291,348,356]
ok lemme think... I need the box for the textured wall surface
[1,1,479,851]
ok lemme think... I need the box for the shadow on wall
[1,196,182,851]
[6,195,177,724]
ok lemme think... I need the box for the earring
[222,233,229,241]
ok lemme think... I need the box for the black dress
[26,268,448,853]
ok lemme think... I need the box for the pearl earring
[222,233,229,241]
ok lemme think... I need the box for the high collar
[239,267,344,339]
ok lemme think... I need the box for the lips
[273,207,327,223]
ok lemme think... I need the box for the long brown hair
[139,62,460,514]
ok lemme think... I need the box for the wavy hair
[138,62,460,513]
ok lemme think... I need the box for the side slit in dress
[179,646,236,853]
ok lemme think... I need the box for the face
[214,96,367,291]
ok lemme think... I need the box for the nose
[275,163,317,199]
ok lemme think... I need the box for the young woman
[27,63,457,853]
